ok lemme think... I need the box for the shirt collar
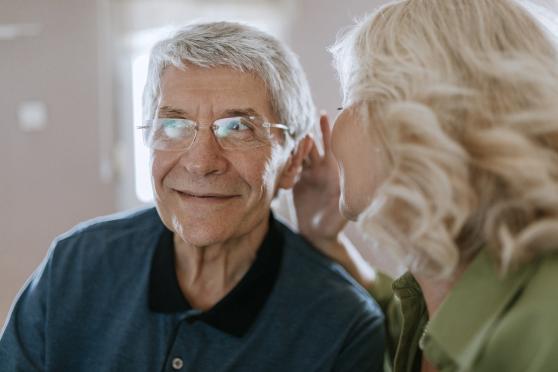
[149,215,284,337]
[392,272,428,372]
[420,249,539,371]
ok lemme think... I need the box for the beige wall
[0,0,116,323]
[288,0,379,114]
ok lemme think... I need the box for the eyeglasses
[137,116,293,151]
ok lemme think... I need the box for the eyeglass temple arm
[270,123,294,136]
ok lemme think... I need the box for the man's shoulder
[277,220,363,285]
[60,206,159,236]
[268,219,384,364]
[56,206,161,243]
[275,219,381,314]
[50,206,163,263]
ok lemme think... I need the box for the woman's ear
[277,135,313,190]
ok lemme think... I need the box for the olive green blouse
[372,250,558,372]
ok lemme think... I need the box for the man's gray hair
[143,21,315,142]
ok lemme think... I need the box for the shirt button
[171,357,184,370]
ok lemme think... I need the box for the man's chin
[164,213,233,247]
[174,228,232,248]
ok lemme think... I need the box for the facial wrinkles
[164,171,242,196]
[168,135,253,197]
[261,142,288,199]
[158,136,279,203]
[150,65,294,251]
[156,100,230,191]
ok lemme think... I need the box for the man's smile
[175,189,241,203]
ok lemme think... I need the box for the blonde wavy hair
[331,0,558,278]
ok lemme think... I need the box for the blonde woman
[294,0,558,371]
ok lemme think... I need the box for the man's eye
[215,117,255,138]
[161,119,187,128]
[227,118,251,131]
[159,119,189,139]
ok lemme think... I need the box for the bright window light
[132,53,152,202]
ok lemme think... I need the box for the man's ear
[277,135,313,190]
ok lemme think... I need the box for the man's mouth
[176,190,240,200]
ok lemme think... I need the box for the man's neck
[173,217,269,311]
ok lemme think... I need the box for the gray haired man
[0,22,385,371]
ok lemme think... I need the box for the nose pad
[181,125,228,176]
[189,125,221,149]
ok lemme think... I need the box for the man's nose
[180,126,228,176]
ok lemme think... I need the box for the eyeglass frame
[136,115,294,152]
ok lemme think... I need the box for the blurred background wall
[1,0,394,327]
[1,0,117,324]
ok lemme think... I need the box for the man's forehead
[160,64,263,90]
[158,65,276,120]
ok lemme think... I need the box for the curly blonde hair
[331,0,558,278]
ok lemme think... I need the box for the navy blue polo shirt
[149,216,283,337]
[0,207,385,371]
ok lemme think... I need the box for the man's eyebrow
[158,106,262,119]
[221,108,260,118]
[157,106,191,117]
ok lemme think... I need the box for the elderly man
[0,22,384,371]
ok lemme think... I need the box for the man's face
[151,64,291,246]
